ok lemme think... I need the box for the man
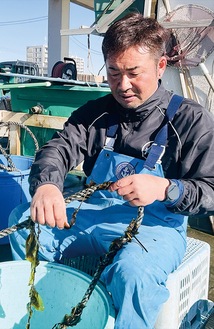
[10,13,214,328]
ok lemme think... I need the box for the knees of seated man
[101,254,170,329]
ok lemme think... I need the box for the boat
[0,0,213,328]
[0,60,39,80]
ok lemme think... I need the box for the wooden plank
[10,124,21,155]
[2,112,31,124]
[0,110,67,129]
[0,126,8,137]
[0,111,16,122]
[0,110,67,154]
[0,111,84,173]
[24,115,66,130]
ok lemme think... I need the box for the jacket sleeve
[29,106,89,196]
[28,94,113,196]
[166,100,214,216]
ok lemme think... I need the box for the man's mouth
[120,93,136,99]
[120,94,136,102]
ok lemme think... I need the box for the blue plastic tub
[0,260,115,329]
[0,155,33,244]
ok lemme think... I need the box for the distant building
[26,45,48,76]
[69,55,84,74]
[26,45,106,82]
[26,45,85,77]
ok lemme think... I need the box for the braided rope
[0,218,32,239]
[0,182,112,239]
[0,143,17,171]
[52,206,145,329]
[64,181,112,205]
[0,180,145,329]
[0,121,39,172]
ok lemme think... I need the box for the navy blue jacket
[29,82,214,217]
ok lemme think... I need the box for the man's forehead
[106,47,150,62]
[107,64,141,71]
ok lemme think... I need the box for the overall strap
[104,113,119,150]
[144,94,184,170]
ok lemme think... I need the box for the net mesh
[164,4,214,67]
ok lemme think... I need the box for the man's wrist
[164,179,184,206]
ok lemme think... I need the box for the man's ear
[158,56,167,78]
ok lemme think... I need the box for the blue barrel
[0,155,33,244]
[0,260,115,328]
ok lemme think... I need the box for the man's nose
[119,75,132,91]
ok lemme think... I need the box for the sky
[0,0,105,76]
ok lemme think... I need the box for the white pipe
[179,70,189,98]
[199,62,214,92]
[144,0,152,17]
[162,0,171,14]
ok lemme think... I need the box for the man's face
[106,46,167,109]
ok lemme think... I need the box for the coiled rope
[0,121,39,171]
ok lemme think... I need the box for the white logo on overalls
[142,141,154,158]
[116,162,136,179]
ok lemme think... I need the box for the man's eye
[110,73,120,77]
[129,73,139,77]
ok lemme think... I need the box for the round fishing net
[164,4,214,68]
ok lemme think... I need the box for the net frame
[163,4,214,68]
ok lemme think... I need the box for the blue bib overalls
[9,95,187,328]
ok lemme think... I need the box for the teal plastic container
[0,155,33,244]
[9,84,111,156]
[10,85,110,116]
[0,260,115,329]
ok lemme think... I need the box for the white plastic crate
[155,237,211,329]
[64,237,211,329]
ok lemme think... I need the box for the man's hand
[30,184,69,229]
[109,174,170,206]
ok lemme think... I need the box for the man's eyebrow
[126,66,139,71]
[108,65,140,71]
